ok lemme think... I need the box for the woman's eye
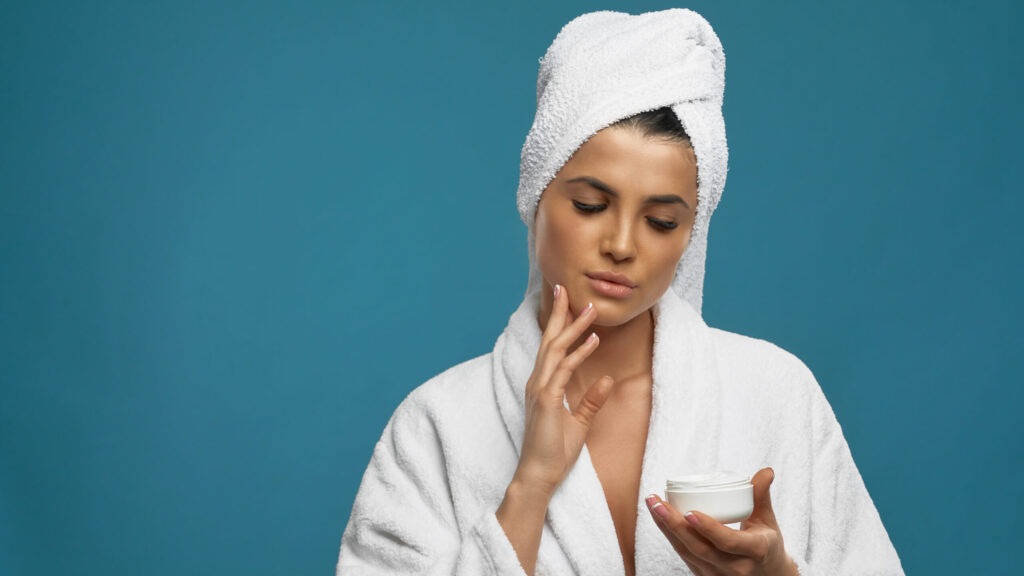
[572,201,678,231]
[648,218,678,231]
[572,200,605,213]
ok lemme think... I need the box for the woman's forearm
[495,479,553,575]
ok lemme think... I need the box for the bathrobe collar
[492,285,725,575]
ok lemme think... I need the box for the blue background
[2,1,1021,574]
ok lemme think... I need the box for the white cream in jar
[665,472,754,523]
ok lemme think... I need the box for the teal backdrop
[2,1,1021,574]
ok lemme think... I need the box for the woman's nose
[601,218,637,262]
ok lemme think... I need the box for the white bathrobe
[335,285,905,575]
[339,8,904,574]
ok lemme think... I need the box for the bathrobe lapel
[493,287,724,575]
[633,286,725,574]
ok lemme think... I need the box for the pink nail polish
[553,284,560,299]
[684,511,700,527]
[645,494,658,508]
[653,502,670,521]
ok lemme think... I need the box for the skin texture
[496,125,798,575]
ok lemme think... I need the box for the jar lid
[666,471,751,492]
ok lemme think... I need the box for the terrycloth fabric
[336,286,905,575]
[517,8,729,315]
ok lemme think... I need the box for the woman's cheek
[536,232,573,287]
[545,219,583,264]
[655,251,683,292]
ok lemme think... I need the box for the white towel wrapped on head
[518,8,728,316]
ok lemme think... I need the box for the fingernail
[645,494,658,508]
[684,511,700,527]
[553,284,560,299]
[653,502,670,521]
[586,332,597,344]
[583,302,593,314]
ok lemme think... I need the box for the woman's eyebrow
[566,176,690,209]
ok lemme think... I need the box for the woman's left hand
[644,467,799,576]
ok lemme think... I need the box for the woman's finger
[544,329,601,395]
[682,509,772,563]
[568,375,614,426]
[745,467,778,527]
[552,300,596,352]
[645,500,721,572]
[645,495,750,567]
[536,300,597,385]
[530,284,573,394]
[540,284,571,346]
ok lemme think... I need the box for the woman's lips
[587,276,634,299]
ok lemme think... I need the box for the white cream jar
[665,472,754,523]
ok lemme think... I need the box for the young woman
[337,9,903,576]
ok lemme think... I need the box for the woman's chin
[592,304,651,327]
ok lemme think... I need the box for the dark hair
[610,106,692,148]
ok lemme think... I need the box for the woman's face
[534,125,699,326]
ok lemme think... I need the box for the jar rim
[666,471,751,491]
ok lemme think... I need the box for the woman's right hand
[513,284,617,496]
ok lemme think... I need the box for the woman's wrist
[496,479,554,575]
[504,477,555,508]
[509,467,560,501]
